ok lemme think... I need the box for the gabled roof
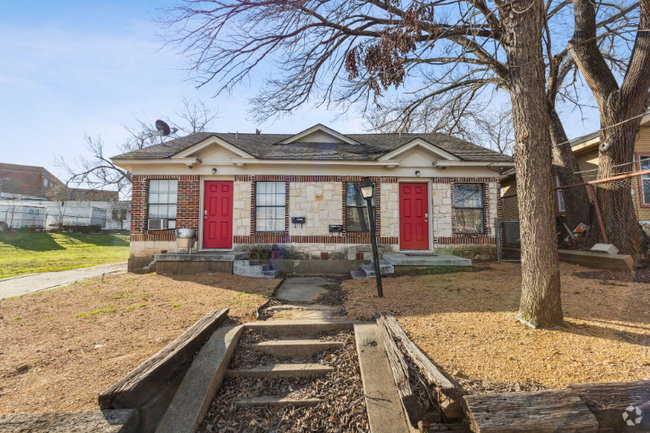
[112,128,513,162]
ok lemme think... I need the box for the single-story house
[111,124,513,263]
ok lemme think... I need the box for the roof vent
[399,132,402,139]
[256,129,262,135]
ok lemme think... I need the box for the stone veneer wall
[233,181,251,236]
[233,242,397,260]
[289,182,343,236]
[380,183,399,238]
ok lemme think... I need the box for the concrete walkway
[267,277,345,320]
[0,262,127,300]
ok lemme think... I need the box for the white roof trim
[230,158,400,167]
[378,138,461,161]
[112,157,202,165]
[277,124,359,145]
[432,160,514,168]
[172,136,256,159]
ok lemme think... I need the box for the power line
[553,111,649,148]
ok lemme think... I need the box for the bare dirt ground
[0,273,279,414]
[343,262,650,390]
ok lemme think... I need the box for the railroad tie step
[244,340,344,358]
[235,396,324,408]
[226,363,334,379]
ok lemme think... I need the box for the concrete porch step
[233,260,279,278]
[245,320,354,337]
[361,260,394,276]
[225,363,334,379]
[235,396,324,407]
[243,339,343,358]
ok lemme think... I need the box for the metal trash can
[176,228,195,254]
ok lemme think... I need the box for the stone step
[226,363,334,379]
[235,396,324,407]
[233,261,279,278]
[244,340,343,358]
[361,260,394,276]
[245,320,354,337]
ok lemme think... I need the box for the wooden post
[588,184,608,244]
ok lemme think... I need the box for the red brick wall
[130,175,200,242]
[0,163,61,197]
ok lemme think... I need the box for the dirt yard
[0,273,279,414]
[343,262,650,390]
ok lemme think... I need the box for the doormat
[405,253,438,256]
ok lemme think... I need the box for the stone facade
[128,175,500,260]
[380,183,399,238]
[431,182,453,238]
[233,181,251,236]
[289,182,342,236]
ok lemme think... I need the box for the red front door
[399,183,430,250]
[203,181,233,249]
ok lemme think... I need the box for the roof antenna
[256,129,261,135]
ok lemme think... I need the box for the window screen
[256,181,286,232]
[346,182,376,232]
[454,184,484,234]
[641,155,650,205]
[148,179,178,228]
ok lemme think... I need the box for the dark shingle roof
[112,131,512,162]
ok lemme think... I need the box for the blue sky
[0,0,600,181]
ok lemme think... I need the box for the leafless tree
[161,0,642,327]
[56,99,219,199]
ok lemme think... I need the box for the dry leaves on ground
[343,262,650,390]
[0,273,279,414]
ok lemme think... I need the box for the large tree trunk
[596,109,644,256]
[503,0,563,328]
[548,105,591,230]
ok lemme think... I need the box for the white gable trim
[432,160,514,168]
[378,138,461,161]
[277,124,359,145]
[172,136,256,159]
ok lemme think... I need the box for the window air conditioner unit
[148,219,167,230]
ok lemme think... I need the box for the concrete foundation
[156,261,233,275]
[128,257,156,274]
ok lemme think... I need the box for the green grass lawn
[0,231,130,279]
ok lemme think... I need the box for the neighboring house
[111,124,514,260]
[500,113,650,224]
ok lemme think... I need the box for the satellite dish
[155,120,171,136]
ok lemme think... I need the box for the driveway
[0,262,127,300]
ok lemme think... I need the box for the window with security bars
[454,183,484,234]
[148,179,177,229]
[639,155,650,206]
[346,182,376,232]
[255,181,286,232]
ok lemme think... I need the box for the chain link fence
[498,163,650,261]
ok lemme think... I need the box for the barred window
[256,181,286,232]
[346,182,376,232]
[454,184,484,234]
[148,180,177,229]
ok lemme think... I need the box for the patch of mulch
[314,279,348,306]
[573,267,650,284]
[197,333,368,433]
[343,262,650,389]
[314,328,354,342]
[455,377,547,395]
[238,328,278,345]
[0,273,280,414]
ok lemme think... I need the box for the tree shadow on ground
[0,231,64,252]
[62,232,130,247]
